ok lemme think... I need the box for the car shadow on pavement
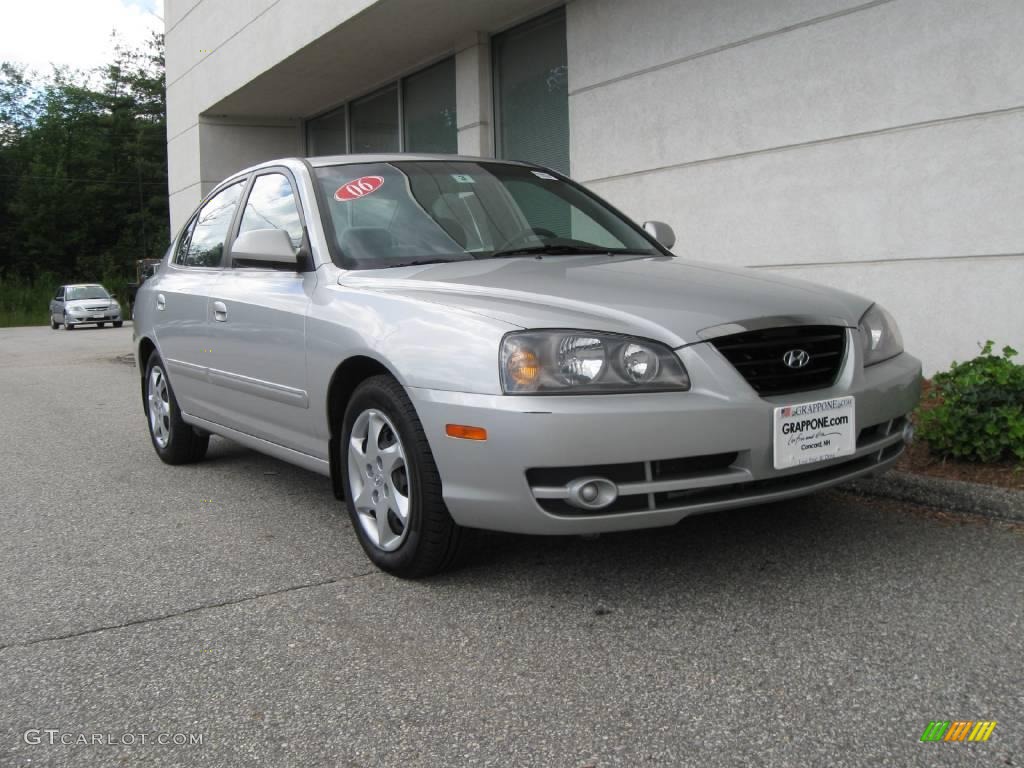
[429,490,936,604]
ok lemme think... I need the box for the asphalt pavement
[1,324,1021,767]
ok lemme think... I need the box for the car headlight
[858,304,904,366]
[500,331,690,394]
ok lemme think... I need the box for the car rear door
[204,169,319,457]
[152,180,246,420]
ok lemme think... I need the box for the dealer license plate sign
[773,396,856,470]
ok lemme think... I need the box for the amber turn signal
[445,424,488,441]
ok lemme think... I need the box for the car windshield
[312,160,662,270]
[66,285,110,300]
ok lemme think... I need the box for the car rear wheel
[145,353,210,464]
[341,375,475,578]
[50,316,58,329]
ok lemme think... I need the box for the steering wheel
[495,228,557,252]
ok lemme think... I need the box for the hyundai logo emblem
[783,349,811,369]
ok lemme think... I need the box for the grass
[0,276,55,327]
[0,274,132,327]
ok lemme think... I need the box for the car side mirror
[643,220,676,250]
[231,228,298,266]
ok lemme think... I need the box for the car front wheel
[145,353,209,464]
[341,375,474,578]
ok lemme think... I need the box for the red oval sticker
[334,175,384,202]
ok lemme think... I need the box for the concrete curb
[842,470,1024,522]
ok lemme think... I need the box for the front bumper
[408,339,922,535]
[68,312,120,323]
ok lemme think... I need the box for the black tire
[340,375,475,578]
[113,321,123,328]
[64,319,74,330]
[144,352,210,465]
[96,322,105,328]
[50,316,58,329]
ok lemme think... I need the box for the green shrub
[916,341,1024,463]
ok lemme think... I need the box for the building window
[403,58,457,153]
[306,105,347,156]
[305,58,457,157]
[493,8,569,174]
[350,84,400,154]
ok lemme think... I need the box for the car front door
[152,180,246,420]
[204,170,319,457]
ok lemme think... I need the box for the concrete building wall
[566,0,1023,372]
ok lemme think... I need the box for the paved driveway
[1,324,1021,767]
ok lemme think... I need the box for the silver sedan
[50,284,124,330]
[134,155,921,577]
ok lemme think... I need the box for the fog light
[565,477,618,510]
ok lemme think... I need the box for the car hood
[339,255,872,347]
[66,299,112,309]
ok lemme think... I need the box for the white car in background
[50,284,123,330]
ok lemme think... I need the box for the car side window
[55,288,64,300]
[238,173,303,250]
[180,182,245,267]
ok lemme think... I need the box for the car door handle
[213,301,228,322]
[156,293,166,311]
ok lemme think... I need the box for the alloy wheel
[148,365,171,448]
[347,408,411,552]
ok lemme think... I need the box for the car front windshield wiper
[377,258,464,270]
[489,244,654,259]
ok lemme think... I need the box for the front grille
[710,325,847,396]
[857,416,907,447]
[527,443,905,518]
[652,442,903,510]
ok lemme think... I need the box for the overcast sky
[0,0,164,75]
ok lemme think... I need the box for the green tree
[0,32,169,292]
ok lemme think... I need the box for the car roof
[304,153,537,168]
[220,154,540,187]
